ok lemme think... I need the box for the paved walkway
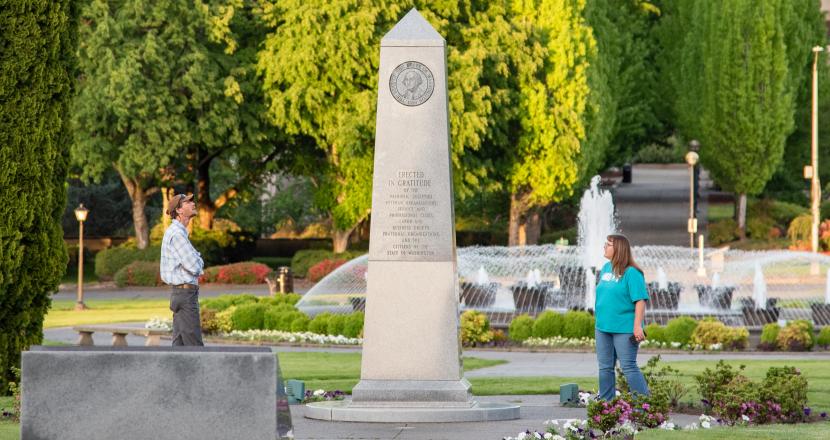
[289,395,701,440]
[614,164,711,246]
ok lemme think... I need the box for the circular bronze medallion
[389,61,434,106]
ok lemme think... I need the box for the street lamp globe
[74,203,89,222]
[685,151,699,167]
[688,139,700,152]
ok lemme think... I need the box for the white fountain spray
[585,270,596,311]
[475,266,489,285]
[711,272,721,289]
[753,263,767,309]
[578,175,617,271]
[825,269,830,305]
[656,267,668,290]
[578,175,616,310]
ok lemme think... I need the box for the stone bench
[72,326,170,346]
[22,346,292,440]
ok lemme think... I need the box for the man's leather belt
[172,283,199,290]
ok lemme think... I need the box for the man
[160,193,205,346]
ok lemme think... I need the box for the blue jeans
[595,329,649,401]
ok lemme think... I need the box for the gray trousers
[170,287,204,346]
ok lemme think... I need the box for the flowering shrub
[200,262,271,284]
[696,361,810,425]
[114,261,161,287]
[523,336,596,349]
[461,310,493,346]
[759,366,808,422]
[144,316,172,331]
[222,329,361,345]
[307,258,347,282]
[303,389,345,403]
[776,320,814,351]
[587,392,670,434]
[689,319,748,350]
[617,355,686,409]
[200,309,221,335]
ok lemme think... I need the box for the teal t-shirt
[595,262,649,333]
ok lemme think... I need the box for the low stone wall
[21,346,292,440]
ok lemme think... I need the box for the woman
[594,234,650,400]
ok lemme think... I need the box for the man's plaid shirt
[160,220,204,285]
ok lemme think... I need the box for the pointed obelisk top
[381,8,445,47]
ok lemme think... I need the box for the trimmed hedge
[199,262,271,284]
[532,311,564,338]
[291,249,363,278]
[664,317,698,345]
[343,312,364,338]
[644,323,667,343]
[508,315,534,342]
[561,311,594,339]
[113,261,161,287]
[307,259,348,282]
[95,245,161,280]
[231,303,268,331]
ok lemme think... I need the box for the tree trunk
[116,167,151,249]
[332,227,354,253]
[131,191,150,249]
[525,209,542,245]
[508,193,524,246]
[737,193,747,240]
[197,146,216,230]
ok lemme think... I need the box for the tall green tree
[672,0,793,236]
[258,1,510,252]
[72,1,281,248]
[766,0,828,202]
[503,0,597,245]
[0,0,75,391]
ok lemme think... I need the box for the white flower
[741,414,750,422]
[313,389,325,397]
[671,341,682,348]
[517,433,527,440]
[144,316,173,331]
[658,421,676,430]
[543,433,553,440]
[619,420,638,435]
[701,421,711,429]
[534,432,542,439]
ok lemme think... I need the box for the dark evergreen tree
[0,0,76,392]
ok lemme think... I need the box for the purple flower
[593,415,601,423]
[804,407,812,416]
[642,403,650,410]
[820,412,827,418]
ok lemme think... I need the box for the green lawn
[637,423,830,439]
[278,352,511,392]
[279,354,830,412]
[45,299,171,328]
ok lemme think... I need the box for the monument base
[305,399,520,422]
[352,378,473,405]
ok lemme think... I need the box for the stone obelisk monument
[305,9,517,422]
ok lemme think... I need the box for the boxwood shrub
[532,311,563,338]
[508,314,535,342]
